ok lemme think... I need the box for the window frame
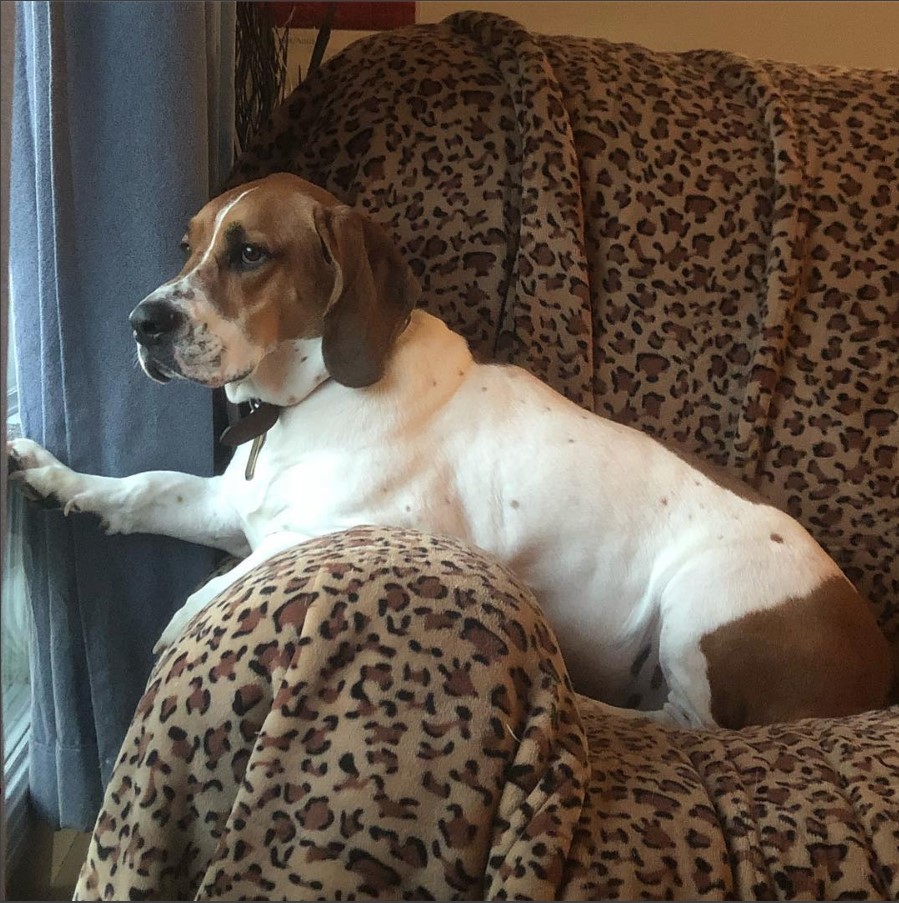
[4,340,32,877]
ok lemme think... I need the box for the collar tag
[245,433,266,480]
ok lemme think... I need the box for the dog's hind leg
[587,699,685,728]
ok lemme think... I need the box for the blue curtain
[10,1,235,829]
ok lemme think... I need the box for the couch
[75,13,898,900]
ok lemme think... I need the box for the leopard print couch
[76,12,898,900]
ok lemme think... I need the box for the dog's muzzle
[130,299,185,346]
[130,299,185,383]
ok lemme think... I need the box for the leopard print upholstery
[77,13,899,900]
[229,11,898,639]
[75,527,899,900]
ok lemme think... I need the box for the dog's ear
[313,204,420,387]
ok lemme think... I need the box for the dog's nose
[129,300,185,346]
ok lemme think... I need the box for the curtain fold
[10,0,235,829]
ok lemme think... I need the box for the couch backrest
[230,12,898,639]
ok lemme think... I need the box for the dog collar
[219,400,282,482]
[219,400,281,447]
[219,367,332,478]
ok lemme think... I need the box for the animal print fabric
[75,528,899,901]
[77,14,899,901]
[228,11,899,640]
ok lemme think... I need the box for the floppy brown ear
[313,204,420,387]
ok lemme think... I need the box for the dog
[8,172,894,729]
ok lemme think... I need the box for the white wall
[285,1,897,86]
[417,2,899,69]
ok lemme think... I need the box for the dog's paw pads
[7,438,51,470]
[7,449,24,475]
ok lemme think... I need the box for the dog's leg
[586,698,685,728]
[153,530,311,653]
[7,438,249,557]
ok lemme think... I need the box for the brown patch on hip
[700,577,893,729]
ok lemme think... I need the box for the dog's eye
[179,240,190,256]
[240,244,267,266]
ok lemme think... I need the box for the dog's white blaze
[156,186,261,300]
[188,186,259,281]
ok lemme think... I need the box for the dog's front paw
[7,438,120,528]
[8,438,75,509]
[7,437,61,471]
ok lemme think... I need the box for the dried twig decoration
[234,2,290,154]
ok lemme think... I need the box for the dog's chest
[223,438,333,536]
[221,423,429,546]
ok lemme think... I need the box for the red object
[268,2,415,30]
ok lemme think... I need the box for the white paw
[8,437,61,470]
[8,438,79,509]
[186,574,234,612]
[152,576,233,654]
[153,605,197,654]
[7,438,126,530]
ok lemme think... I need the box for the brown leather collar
[219,400,281,447]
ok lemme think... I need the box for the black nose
[129,300,185,346]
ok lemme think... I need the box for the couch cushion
[76,527,899,900]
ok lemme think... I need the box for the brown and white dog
[8,173,894,728]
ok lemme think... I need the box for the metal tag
[245,433,267,481]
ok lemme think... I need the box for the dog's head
[130,173,420,389]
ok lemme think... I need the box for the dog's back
[358,315,894,726]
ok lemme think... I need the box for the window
[3,320,32,873]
